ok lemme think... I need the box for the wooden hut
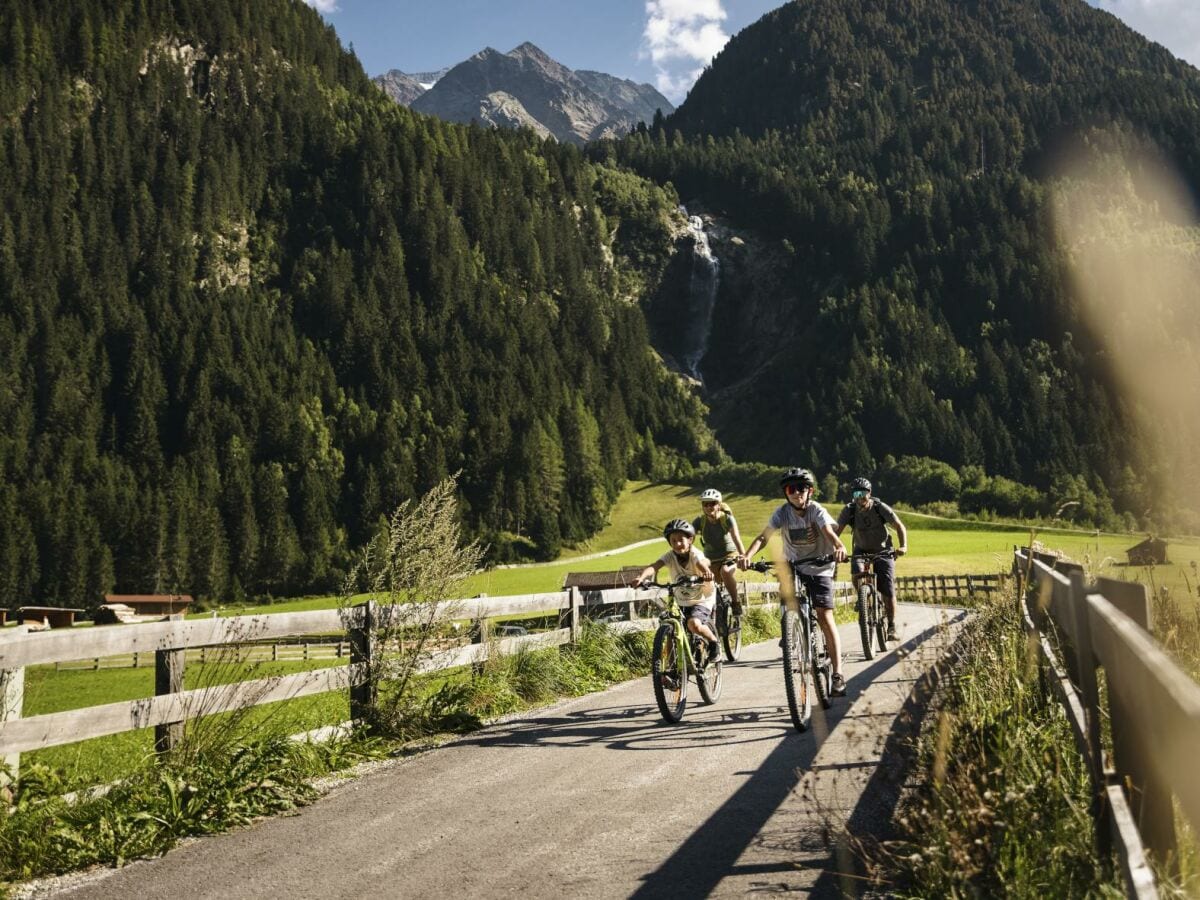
[1125,536,1168,566]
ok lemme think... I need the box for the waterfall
[680,210,720,382]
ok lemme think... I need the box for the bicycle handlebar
[851,548,897,561]
[637,575,705,591]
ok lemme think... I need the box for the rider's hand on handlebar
[834,546,848,563]
[896,546,907,557]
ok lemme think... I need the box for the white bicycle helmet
[700,488,722,504]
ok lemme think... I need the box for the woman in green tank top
[692,488,747,613]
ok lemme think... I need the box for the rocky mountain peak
[374,44,672,145]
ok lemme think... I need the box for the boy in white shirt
[637,518,721,665]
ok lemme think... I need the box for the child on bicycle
[740,467,850,696]
[833,477,908,642]
[636,519,721,665]
[692,488,748,615]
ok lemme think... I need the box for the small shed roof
[562,567,645,590]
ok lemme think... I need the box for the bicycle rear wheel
[697,653,723,703]
[812,617,833,710]
[780,608,812,732]
[719,591,742,661]
[652,622,687,723]
[857,582,875,661]
[873,590,888,651]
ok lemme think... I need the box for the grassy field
[192,480,1200,615]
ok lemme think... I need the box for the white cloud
[303,0,339,13]
[642,0,730,102]
[1093,0,1200,67]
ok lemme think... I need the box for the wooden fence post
[1062,571,1109,862]
[154,614,186,755]
[1097,577,1177,871]
[569,587,581,644]
[1,625,28,787]
[349,600,377,726]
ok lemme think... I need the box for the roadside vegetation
[879,552,1200,896]
[880,591,1122,896]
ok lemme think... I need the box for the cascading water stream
[679,210,720,383]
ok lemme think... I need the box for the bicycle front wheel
[857,582,875,661]
[780,608,812,732]
[720,592,742,661]
[812,617,832,710]
[652,622,688,723]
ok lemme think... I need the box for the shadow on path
[632,611,968,899]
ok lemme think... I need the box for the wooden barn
[1125,536,1168,566]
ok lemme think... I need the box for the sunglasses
[784,483,809,496]
[853,490,868,499]
[701,500,718,507]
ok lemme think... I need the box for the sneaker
[886,622,898,642]
[707,640,721,665]
[831,673,847,697]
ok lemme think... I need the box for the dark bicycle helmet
[779,467,815,491]
[662,518,696,539]
[851,477,872,493]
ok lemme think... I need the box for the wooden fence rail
[894,573,1007,602]
[0,569,955,784]
[1016,546,1200,899]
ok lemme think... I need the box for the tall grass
[881,593,1123,897]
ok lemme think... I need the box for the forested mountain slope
[0,0,716,607]
[604,0,1200,527]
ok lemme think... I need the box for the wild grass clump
[386,624,653,740]
[0,733,382,890]
[882,592,1121,897]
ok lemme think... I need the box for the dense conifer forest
[0,0,719,607]
[4,0,1199,609]
[603,0,1200,530]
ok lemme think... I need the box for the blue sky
[306,0,1200,105]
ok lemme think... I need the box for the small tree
[339,476,485,736]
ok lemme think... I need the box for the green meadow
[213,480,1200,613]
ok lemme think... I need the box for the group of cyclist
[638,467,908,700]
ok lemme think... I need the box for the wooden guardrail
[0,574,859,784]
[1016,546,1200,898]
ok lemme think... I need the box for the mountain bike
[640,575,723,723]
[749,557,834,732]
[713,560,742,662]
[852,549,895,660]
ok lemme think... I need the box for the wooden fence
[0,583,780,782]
[0,569,958,784]
[1016,546,1200,898]
[894,573,1007,602]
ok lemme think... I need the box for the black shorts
[681,604,713,626]
[851,556,895,598]
[796,573,835,610]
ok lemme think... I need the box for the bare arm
[637,559,664,584]
[893,516,908,555]
[822,523,848,562]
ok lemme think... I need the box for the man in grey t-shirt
[834,477,908,642]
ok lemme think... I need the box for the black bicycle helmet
[851,477,872,493]
[662,518,696,539]
[779,467,815,491]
